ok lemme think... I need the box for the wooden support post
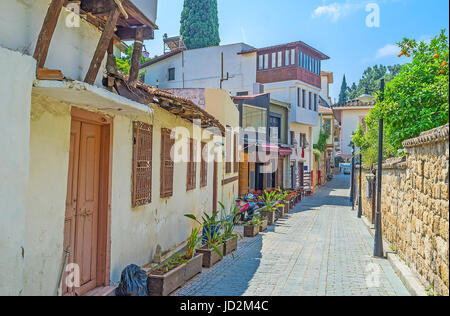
[128,27,145,87]
[84,7,120,85]
[33,0,65,69]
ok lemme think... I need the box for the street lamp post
[374,79,385,258]
[357,152,363,218]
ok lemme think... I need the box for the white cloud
[376,44,400,58]
[312,2,363,22]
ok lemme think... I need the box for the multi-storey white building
[141,40,330,190]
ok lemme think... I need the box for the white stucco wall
[341,109,372,156]
[0,0,107,87]
[110,107,218,282]
[0,47,36,296]
[23,96,71,296]
[143,43,257,96]
[263,81,319,127]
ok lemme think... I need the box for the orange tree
[354,30,449,165]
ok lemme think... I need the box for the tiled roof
[140,49,185,68]
[333,99,376,108]
[319,105,333,114]
[231,93,270,100]
[107,72,225,134]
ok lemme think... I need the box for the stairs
[303,171,312,192]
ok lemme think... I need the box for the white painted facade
[0,0,240,296]
[338,108,373,157]
[142,43,257,96]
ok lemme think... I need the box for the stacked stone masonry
[359,124,449,296]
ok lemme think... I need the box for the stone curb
[359,215,428,296]
[386,253,428,297]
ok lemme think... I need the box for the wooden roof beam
[128,26,144,88]
[85,7,120,85]
[33,0,65,69]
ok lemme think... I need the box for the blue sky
[144,0,449,101]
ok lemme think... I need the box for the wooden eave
[107,73,225,135]
[75,0,158,41]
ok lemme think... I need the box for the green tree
[354,30,449,165]
[348,64,401,99]
[180,0,220,50]
[115,44,152,74]
[338,75,349,104]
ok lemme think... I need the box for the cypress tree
[338,75,349,104]
[180,0,220,50]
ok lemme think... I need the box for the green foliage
[338,75,349,104]
[260,189,284,212]
[184,212,223,258]
[354,30,449,165]
[219,202,240,239]
[313,130,330,161]
[185,226,203,259]
[180,0,220,49]
[115,44,152,74]
[347,64,402,99]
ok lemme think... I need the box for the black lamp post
[349,140,355,210]
[374,79,385,258]
[357,152,363,218]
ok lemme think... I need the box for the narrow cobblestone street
[173,175,410,296]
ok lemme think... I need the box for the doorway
[63,108,112,296]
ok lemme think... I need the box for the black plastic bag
[115,264,148,296]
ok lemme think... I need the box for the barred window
[132,122,153,208]
[200,142,208,187]
[234,134,239,173]
[161,128,174,198]
[187,138,197,191]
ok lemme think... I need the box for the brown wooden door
[64,120,101,295]
[298,162,304,187]
[277,158,284,189]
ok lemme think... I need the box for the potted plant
[259,216,268,232]
[183,226,204,281]
[260,190,284,224]
[244,214,261,237]
[147,252,188,296]
[185,212,224,268]
[219,202,240,256]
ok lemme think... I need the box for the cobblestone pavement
[173,175,410,296]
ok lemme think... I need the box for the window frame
[186,138,197,191]
[160,128,175,198]
[132,121,153,208]
[168,67,175,81]
[200,142,208,187]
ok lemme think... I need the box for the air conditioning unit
[253,83,264,94]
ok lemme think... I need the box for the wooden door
[277,158,284,189]
[64,120,101,295]
[298,162,304,188]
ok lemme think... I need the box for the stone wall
[359,124,449,296]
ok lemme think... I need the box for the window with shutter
[132,122,153,208]
[200,142,207,187]
[225,127,232,174]
[187,138,197,191]
[234,134,239,173]
[160,128,174,198]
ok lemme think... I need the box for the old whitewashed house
[0,0,237,296]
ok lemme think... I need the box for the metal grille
[132,122,153,207]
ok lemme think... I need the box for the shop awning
[261,143,293,156]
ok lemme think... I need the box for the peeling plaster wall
[23,96,71,296]
[0,47,35,296]
[109,106,219,283]
[0,0,106,86]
